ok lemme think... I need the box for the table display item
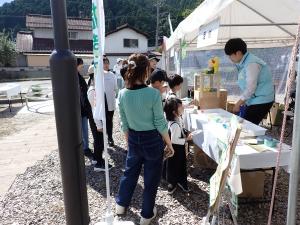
[194,72,227,109]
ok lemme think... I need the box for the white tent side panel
[166,0,300,50]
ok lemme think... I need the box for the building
[16,15,151,68]
[105,24,149,65]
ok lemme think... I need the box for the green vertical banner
[92,0,105,125]
[92,0,115,222]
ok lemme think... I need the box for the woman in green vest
[224,38,274,125]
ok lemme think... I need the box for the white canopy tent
[166,0,300,50]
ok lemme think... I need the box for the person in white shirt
[113,58,124,91]
[87,65,113,171]
[103,57,118,147]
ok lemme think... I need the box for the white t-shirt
[166,90,177,100]
[104,70,118,111]
[87,86,103,129]
[168,119,186,145]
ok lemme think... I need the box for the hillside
[0,0,203,45]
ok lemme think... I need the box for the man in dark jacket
[77,58,93,157]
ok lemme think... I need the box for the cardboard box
[192,144,217,169]
[194,90,227,110]
[219,89,228,110]
[266,102,283,126]
[239,171,265,198]
[227,101,235,113]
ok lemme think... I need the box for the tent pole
[178,39,183,98]
[286,53,300,225]
[179,39,182,76]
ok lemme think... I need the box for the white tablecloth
[0,83,21,99]
[186,108,291,171]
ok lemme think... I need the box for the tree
[0,32,16,67]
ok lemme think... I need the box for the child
[87,64,113,172]
[166,74,183,100]
[163,98,193,193]
[103,57,118,147]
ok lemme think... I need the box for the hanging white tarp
[166,0,300,50]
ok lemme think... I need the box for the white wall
[105,28,148,54]
[33,28,92,40]
[34,29,54,39]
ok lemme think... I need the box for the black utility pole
[49,1,89,225]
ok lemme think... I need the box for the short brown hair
[124,54,149,88]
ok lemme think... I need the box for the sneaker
[94,162,113,172]
[91,156,98,165]
[177,183,190,193]
[140,207,157,225]
[84,148,93,158]
[167,184,177,194]
[108,140,115,147]
[115,203,126,215]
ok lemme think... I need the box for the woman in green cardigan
[115,53,174,225]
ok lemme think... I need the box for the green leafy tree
[0,0,204,46]
[0,32,16,67]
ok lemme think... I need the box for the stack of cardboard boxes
[194,72,227,109]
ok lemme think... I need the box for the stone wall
[0,67,50,81]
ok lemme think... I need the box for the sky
[0,0,13,7]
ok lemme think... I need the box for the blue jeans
[116,129,164,219]
[81,116,89,150]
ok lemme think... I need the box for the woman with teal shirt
[115,54,174,225]
[224,38,274,125]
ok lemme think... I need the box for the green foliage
[0,31,16,66]
[0,0,204,46]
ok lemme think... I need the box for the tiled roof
[106,24,149,38]
[26,14,92,31]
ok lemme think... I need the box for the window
[123,39,139,48]
[68,31,78,40]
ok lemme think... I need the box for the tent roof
[166,0,300,50]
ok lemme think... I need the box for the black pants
[105,94,114,141]
[244,102,273,125]
[162,144,187,186]
[88,111,104,164]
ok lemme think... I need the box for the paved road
[0,80,57,199]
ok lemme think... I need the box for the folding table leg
[20,92,24,105]
[8,99,11,112]
[268,110,272,130]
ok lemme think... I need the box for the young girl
[163,98,193,193]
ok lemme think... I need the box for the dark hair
[77,58,83,66]
[149,69,167,84]
[164,98,182,121]
[103,57,110,64]
[120,66,128,80]
[88,73,94,87]
[224,38,247,55]
[124,54,149,88]
[168,74,183,89]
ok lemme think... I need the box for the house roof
[26,15,149,39]
[106,24,149,38]
[26,14,92,31]
[16,31,93,54]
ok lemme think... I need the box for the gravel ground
[0,109,299,225]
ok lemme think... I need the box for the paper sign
[197,19,220,48]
